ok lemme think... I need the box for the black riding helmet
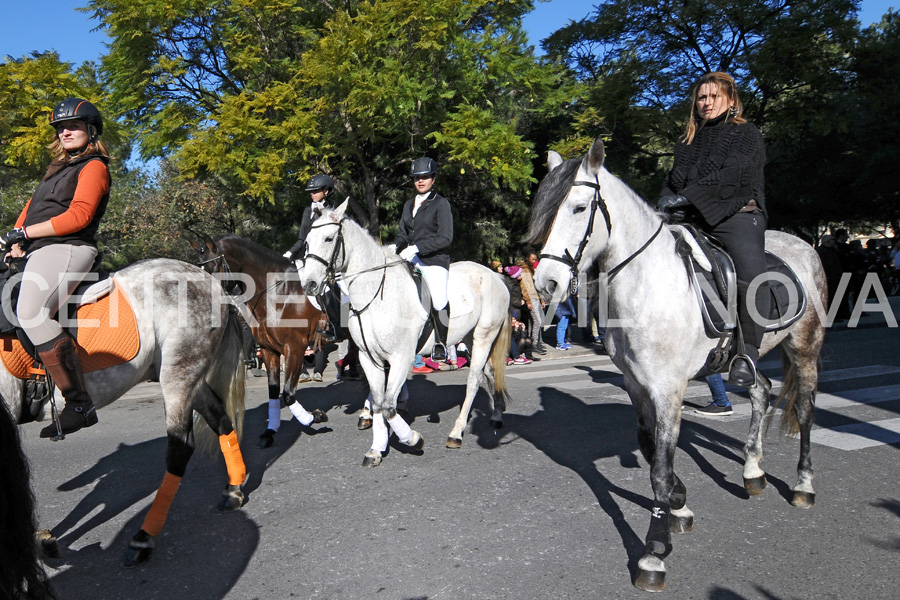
[49,98,103,139]
[305,174,334,193]
[410,157,437,178]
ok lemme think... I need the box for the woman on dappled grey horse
[394,157,453,361]
[0,98,111,438]
[658,71,768,390]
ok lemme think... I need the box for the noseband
[539,174,663,294]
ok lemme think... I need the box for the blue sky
[2,1,896,66]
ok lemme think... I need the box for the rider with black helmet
[284,173,336,261]
[395,157,454,361]
[0,98,111,438]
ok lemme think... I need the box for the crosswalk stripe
[810,418,900,450]
[525,356,900,450]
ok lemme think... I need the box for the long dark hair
[0,403,55,599]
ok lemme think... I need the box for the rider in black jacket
[659,72,769,389]
[394,157,454,360]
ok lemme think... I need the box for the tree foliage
[92,0,565,258]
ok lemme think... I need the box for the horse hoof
[362,450,383,467]
[489,419,503,429]
[312,409,329,424]
[633,568,666,592]
[446,436,462,449]
[669,513,694,534]
[217,486,245,511]
[358,417,372,430]
[35,529,61,559]
[791,491,816,509]
[257,429,275,449]
[122,531,154,568]
[407,431,424,452]
[744,475,767,496]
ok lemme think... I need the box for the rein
[197,247,290,314]
[540,173,663,293]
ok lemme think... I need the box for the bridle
[195,245,287,314]
[539,173,663,294]
[304,217,406,366]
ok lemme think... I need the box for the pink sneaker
[513,356,532,365]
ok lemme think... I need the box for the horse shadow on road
[43,437,258,600]
[473,385,770,574]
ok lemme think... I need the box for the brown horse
[191,234,328,448]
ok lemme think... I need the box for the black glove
[0,228,27,253]
[657,194,690,211]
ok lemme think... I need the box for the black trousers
[708,210,769,358]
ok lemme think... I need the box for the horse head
[189,233,226,274]
[298,199,349,296]
[530,138,610,303]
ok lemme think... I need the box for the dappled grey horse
[0,259,247,568]
[298,200,512,466]
[527,139,826,592]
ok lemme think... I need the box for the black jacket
[662,113,766,227]
[287,198,333,257]
[394,190,453,269]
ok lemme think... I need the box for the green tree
[92,0,565,259]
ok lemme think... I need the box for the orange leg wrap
[141,471,182,537]
[219,431,247,486]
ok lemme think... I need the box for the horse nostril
[304,281,318,296]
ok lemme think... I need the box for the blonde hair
[682,72,747,145]
[46,121,109,163]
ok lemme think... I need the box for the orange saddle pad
[0,280,140,379]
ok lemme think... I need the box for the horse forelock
[525,158,581,246]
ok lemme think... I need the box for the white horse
[527,139,826,592]
[1,259,247,567]
[298,200,512,466]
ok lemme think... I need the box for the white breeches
[410,258,449,310]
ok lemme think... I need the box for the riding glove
[399,245,419,261]
[657,194,690,210]
[0,227,27,252]
[283,250,293,259]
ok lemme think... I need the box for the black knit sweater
[662,113,766,227]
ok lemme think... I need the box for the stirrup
[727,354,758,388]
[431,342,448,362]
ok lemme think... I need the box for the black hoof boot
[311,409,328,424]
[40,402,98,438]
[122,530,154,568]
[257,429,275,449]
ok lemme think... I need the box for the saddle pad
[0,281,140,379]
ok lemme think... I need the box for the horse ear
[547,151,564,172]
[334,198,349,219]
[584,138,606,175]
[201,232,217,254]
[188,238,201,252]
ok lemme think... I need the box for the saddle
[403,263,437,354]
[671,225,807,370]
[0,266,141,421]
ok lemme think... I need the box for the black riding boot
[431,305,451,362]
[728,345,759,388]
[38,334,98,438]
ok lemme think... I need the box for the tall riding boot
[38,334,98,438]
[431,305,451,362]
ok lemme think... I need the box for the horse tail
[489,309,513,405]
[194,305,247,454]
[776,349,817,436]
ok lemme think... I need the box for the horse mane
[0,403,55,599]
[214,234,290,267]
[524,158,582,246]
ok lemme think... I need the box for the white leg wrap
[267,399,281,432]
[289,402,314,426]
[372,414,389,452]
[387,414,413,444]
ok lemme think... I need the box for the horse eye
[325,236,335,243]
[573,205,587,214]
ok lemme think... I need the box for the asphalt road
[21,302,900,600]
